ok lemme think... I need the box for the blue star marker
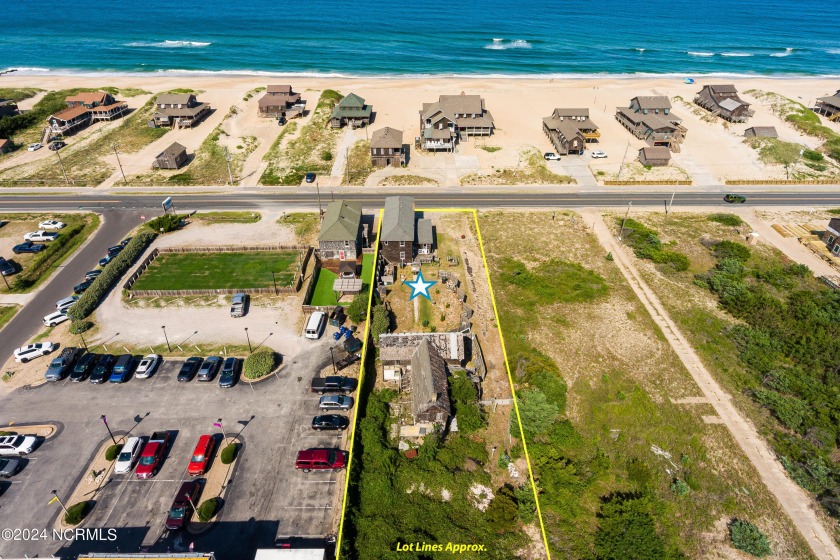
[405,270,437,301]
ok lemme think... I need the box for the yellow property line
[335,207,551,559]
[335,209,383,558]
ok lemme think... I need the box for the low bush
[105,444,121,461]
[729,519,772,557]
[220,443,238,465]
[63,501,89,526]
[196,498,219,522]
[803,149,824,162]
[69,319,93,334]
[708,213,744,226]
[243,349,276,379]
[713,240,751,262]
[68,232,156,320]
[11,224,84,290]
[346,290,369,323]
[144,214,183,233]
[619,218,690,272]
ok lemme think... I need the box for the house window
[344,240,350,248]
[829,235,836,245]
[383,241,388,246]
[834,244,840,255]
[399,251,405,261]
[399,241,405,247]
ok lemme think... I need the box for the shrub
[594,493,673,560]
[450,374,484,434]
[670,478,691,496]
[68,232,156,320]
[370,303,390,339]
[196,498,219,522]
[708,213,744,226]
[713,240,751,262]
[321,150,333,161]
[729,519,772,557]
[69,319,93,334]
[220,443,238,465]
[514,484,536,524]
[803,149,824,162]
[63,501,89,526]
[144,214,183,233]
[243,349,276,379]
[105,444,121,461]
[485,485,518,534]
[346,291,368,323]
[620,218,690,272]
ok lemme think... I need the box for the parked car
[230,293,248,318]
[109,354,134,383]
[135,354,161,379]
[14,342,55,363]
[84,270,102,281]
[0,257,15,277]
[113,436,143,475]
[724,193,746,203]
[197,356,222,381]
[56,295,79,312]
[177,357,203,382]
[544,152,561,161]
[218,357,240,388]
[89,354,115,384]
[294,448,348,472]
[311,415,350,431]
[98,254,115,267]
[107,245,124,256]
[591,150,608,158]
[24,231,58,242]
[27,143,42,151]
[69,352,98,382]
[187,434,215,476]
[38,220,65,230]
[318,395,354,411]
[0,457,23,478]
[165,481,202,530]
[310,376,357,395]
[12,241,46,254]
[120,237,132,247]
[135,431,170,479]
[43,311,69,327]
[73,279,93,294]
[0,435,38,457]
[305,172,316,183]
[44,347,81,382]
[48,141,66,151]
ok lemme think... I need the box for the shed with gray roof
[153,142,188,170]
[638,145,671,167]
[744,126,778,138]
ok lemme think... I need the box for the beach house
[815,90,840,121]
[330,93,372,128]
[47,91,128,135]
[419,93,494,152]
[152,142,188,170]
[615,96,687,151]
[744,126,778,139]
[694,85,753,122]
[822,218,840,256]
[318,200,363,262]
[638,146,671,167]
[370,127,406,167]
[151,93,210,128]
[380,195,415,265]
[542,108,600,155]
[257,85,305,119]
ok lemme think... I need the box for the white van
[305,311,326,340]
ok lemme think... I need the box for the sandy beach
[2,74,839,185]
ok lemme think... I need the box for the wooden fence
[603,180,693,186]
[725,179,840,185]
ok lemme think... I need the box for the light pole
[161,325,171,352]
[244,328,252,353]
[101,415,117,446]
[329,346,336,374]
[55,149,70,186]
[79,331,88,351]
[51,490,70,517]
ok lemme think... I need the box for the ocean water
[2,0,839,77]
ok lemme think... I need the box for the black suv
[311,415,350,431]
[89,354,115,384]
[177,357,203,382]
[69,352,98,382]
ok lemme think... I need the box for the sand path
[584,208,840,560]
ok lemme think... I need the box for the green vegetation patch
[197,497,219,522]
[0,305,19,330]
[347,140,374,186]
[0,88,43,102]
[478,145,502,152]
[377,174,438,187]
[194,211,261,223]
[220,444,238,465]
[309,267,338,306]
[620,218,690,271]
[497,257,609,310]
[243,349,277,380]
[278,212,319,242]
[105,444,121,461]
[729,519,772,557]
[461,150,574,185]
[708,213,743,226]
[63,502,89,526]
[132,251,299,291]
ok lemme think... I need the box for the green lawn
[0,305,19,330]
[309,267,338,306]
[360,253,373,283]
[131,252,299,291]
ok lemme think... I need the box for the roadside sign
[162,197,173,212]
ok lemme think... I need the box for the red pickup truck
[135,431,171,479]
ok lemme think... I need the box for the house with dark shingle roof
[815,89,840,121]
[153,142,188,170]
[151,93,210,128]
[380,196,415,265]
[542,108,600,155]
[417,218,434,259]
[615,95,687,151]
[638,145,671,167]
[419,93,494,151]
[370,127,406,167]
[318,200,363,261]
[258,85,305,119]
[694,85,752,122]
[330,93,372,128]
[744,126,778,139]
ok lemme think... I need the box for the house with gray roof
[152,142,188,170]
[542,108,600,155]
[380,196,415,265]
[151,93,210,128]
[370,127,406,167]
[258,85,305,119]
[330,93,372,128]
[615,95,686,151]
[318,200,363,261]
[410,338,452,428]
[694,84,753,122]
[417,218,434,260]
[638,145,671,167]
[744,126,778,139]
[419,93,494,151]
[815,89,840,121]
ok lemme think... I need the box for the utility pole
[113,144,127,185]
[618,201,632,241]
[666,180,677,216]
[616,140,631,182]
[315,180,323,220]
[55,149,69,186]
[224,148,234,185]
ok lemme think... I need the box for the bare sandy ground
[1,74,838,184]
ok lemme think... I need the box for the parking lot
[0,335,350,559]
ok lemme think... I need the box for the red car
[135,431,170,479]
[294,448,348,473]
[187,434,215,476]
